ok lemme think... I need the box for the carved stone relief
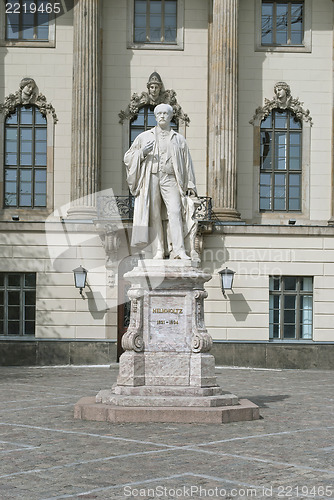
[119,72,190,126]
[250,82,313,126]
[0,78,58,123]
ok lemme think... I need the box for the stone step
[96,392,239,408]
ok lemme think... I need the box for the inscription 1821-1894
[147,297,188,350]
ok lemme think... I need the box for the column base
[213,207,241,221]
[328,217,334,226]
[67,205,97,220]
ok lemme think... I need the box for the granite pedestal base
[74,260,260,424]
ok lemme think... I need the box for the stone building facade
[0,0,333,368]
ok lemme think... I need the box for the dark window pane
[0,307,3,320]
[283,323,296,339]
[284,277,297,290]
[24,291,36,306]
[24,321,35,335]
[0,276,4,288]
[24,306,35,321]
[284,308,295,324]
[8,306,20,320]
[284,294,296,309]
[8,291,20,305]
[289,115,302,129]
[8,321,20,335]
[0,320,3,335]
[8,275,21,287]
[25,273,36,288]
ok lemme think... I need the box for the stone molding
[250,82,313,126]
[0,78,58,123]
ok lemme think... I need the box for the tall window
[5,0,50,41]
[261,1,303,46]
[134,0,177,44]
[260,109,302,212]
[0,273,36,336]
[4,106,47,208]
[269,276,313,340]
[130,106,177,144]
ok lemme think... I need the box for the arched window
[130,105,178,144]
[4,105,47,208]
[260,109,302,212]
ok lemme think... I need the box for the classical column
[207,0,240,220]
[67,0,101,219]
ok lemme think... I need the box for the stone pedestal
[74,260,259,423]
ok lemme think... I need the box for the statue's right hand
[142,140,155,158]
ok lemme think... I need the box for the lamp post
[218,267,235,296]
[73,265,88,296]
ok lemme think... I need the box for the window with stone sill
[128,0,184,50]
[1,0,55,47]
[4,106,47,209]
[0,273,36,336]
[260,109,302,212]
[269,276,313,341]
[255,0,311,52]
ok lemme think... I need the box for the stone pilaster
[68,0,101,219]
[208,0,240,220]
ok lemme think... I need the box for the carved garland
[119,72,190,126]
[0,78,58,124]
[250,82,313,126]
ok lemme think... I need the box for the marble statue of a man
[124,103,197,260]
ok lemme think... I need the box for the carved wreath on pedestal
[119,71,190,126]
[0,77,58,123]
[250,82,313,126]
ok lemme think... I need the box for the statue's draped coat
[124,127,196,248]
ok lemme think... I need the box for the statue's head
[147,72,163,100]
[19,77,37,104]
[154,103,174,120]
[274,82,291,101]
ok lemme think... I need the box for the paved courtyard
[0,364,333,499]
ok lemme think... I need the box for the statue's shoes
[153,251,164,259]
[174,252,191,260]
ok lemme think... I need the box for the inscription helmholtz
[152,308,183,314]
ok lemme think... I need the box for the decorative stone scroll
[0,78,58,123]
[119,72,190,126]
[250,82,313,126]
[121,289,144,353]
[192,290,212,353]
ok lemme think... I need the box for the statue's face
[148,83,160,98]
[22,82,35,98]
[155,107,172,126]
[276,86,286,99]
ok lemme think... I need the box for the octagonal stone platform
[74,260,260,424]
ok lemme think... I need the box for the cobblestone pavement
[0,365,333,500]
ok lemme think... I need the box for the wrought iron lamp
[73,265,88,296]
[218,267,235,296]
